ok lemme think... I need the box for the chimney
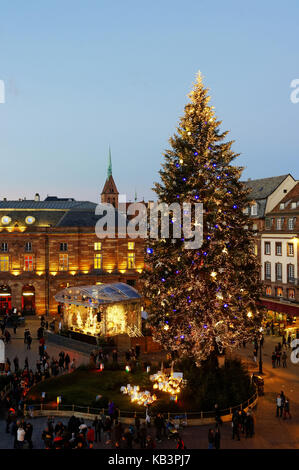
[35,193,40,202]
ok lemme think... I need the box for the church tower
[101,147,119,208]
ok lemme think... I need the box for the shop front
[0,285,11,314]
[261,298,299,334]
[22,285,35,315]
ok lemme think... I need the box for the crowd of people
[1,314,297,450]
[271,344,288,368]
[38,412,186,450]
[2,411,187,449]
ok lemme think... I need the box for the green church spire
[107,146,112,178]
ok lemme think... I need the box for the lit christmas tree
[143,72,263,365]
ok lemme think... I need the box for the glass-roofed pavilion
[55,282,142,338]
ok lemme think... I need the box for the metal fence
[24,389,258,422]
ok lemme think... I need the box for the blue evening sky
[1,0,298,203]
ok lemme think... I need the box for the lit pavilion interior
[54,282,142,338]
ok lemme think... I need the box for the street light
[259,327,264,375]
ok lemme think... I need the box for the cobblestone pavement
[3,317,90,371]
[1,319,299,449]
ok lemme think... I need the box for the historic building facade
[0,165,144,315]
[242,174,297,261]
[242,174,299,322]
[260,182,299,321]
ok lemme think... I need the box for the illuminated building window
[60,243,68,252]
[24,255,34,271]
[265,286,272,296]
[94,253,102,269]
[59,253,69,271]
[288,288,295,300]
[275,287,283,297]
[0,255,9,271]
[254,244,258,256]
[128,242,135,250]
[25,242,32,252]
[94,242,102,251]
[287,243,294,257]
[127,252,135,269]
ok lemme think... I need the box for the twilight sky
[1,0,299,203]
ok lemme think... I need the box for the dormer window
[25,242,32,252]
[25,215,35,225]
[1,242,8,252]
[251,204,258,216]
[1,216,11,225]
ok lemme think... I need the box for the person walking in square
[272,351,276,368]
[86,425,95,448]
[214,425,221,449]
[283,398,292,420]
[208,428,215,449]
[276,350,281,367]
[282,351,287,368]
[253,348,258,363]
[27,334,32,350]
[276,394,282,417]
[232,411,240,441]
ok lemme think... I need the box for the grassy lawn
[26,367,156,411]
[25,359,255,413]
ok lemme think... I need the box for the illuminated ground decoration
[120,366,186,407]
[150,369,184,400]
[120,385,157,406]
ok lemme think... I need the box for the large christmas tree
[143,72,263,365]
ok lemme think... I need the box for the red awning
[261,299,299,316]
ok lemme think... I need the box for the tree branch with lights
[142,72,263,366]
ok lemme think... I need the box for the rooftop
[270,182,299,214]
[55,282,141,307]
[242,175,290,200]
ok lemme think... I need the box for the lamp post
[258,328,264,375]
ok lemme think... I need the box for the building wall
[261,234,298,285]
[0,227,145,315]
